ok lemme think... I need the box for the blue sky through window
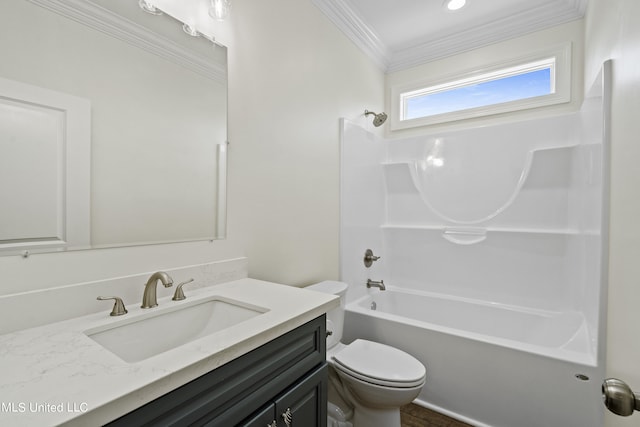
[405,68,552,120]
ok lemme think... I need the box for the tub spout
[366,279,386,291]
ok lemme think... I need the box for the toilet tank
[306,281,347,348]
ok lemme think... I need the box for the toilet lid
[332,339,426,388]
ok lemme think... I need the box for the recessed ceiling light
[444,0,467,11]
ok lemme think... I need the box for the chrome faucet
[366,279,386,291]
[141,271,174,308]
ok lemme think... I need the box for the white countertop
[0,278,338,426]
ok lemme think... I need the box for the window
[402,58,555,119]
[391,44,571,129]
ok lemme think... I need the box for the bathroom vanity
[0,279,337,426]
[107,316,327,426]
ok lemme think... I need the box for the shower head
[365,109,388,127]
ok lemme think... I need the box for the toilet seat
[332,339,426,388]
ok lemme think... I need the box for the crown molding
[570,0,590,15]
[310,0,390,71]
[388,0,586,72]
[27,0,226,83]
[313,0,587,74]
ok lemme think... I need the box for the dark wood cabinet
[240,363,327,427]
[106,315,327,427]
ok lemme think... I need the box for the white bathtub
[343,288,603,427]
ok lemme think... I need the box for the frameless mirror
[0,0,227,255]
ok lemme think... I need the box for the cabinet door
[275,364,327,427]
[239,403,276,427]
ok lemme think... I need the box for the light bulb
[209,0,231,21]
[182,23,199,37]
[138,0,163,15]
[445,0,466,11]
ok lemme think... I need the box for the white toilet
[307,281,426,427]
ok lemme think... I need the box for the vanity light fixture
[138,0,222,42]
[209,0,232,21]
[444,0,467,11]
[138,0,163,15]
[182,23,199,37]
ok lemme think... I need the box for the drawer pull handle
[282,408,292,426]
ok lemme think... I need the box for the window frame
[390,43,572,130]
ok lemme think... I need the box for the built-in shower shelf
[381,224,597,236]
[382,144,589,227]
[382,161,411,166]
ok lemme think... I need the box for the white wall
[0,0,384,297]
[584,1,640,426]
[226,0,385,285]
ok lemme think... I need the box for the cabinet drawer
[107,315,326,426]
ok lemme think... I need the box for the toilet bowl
[307,281,426,427]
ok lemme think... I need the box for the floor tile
[400,403,473,427]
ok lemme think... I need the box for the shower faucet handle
[364,249,381,267]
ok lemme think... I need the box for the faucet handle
[172,278,195,301]
[97,296,128,316]
[364,249,381,267]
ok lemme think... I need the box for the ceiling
[311,0,589,73]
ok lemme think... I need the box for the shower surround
[339,65,610,427]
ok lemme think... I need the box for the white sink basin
[85,297,268,363]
